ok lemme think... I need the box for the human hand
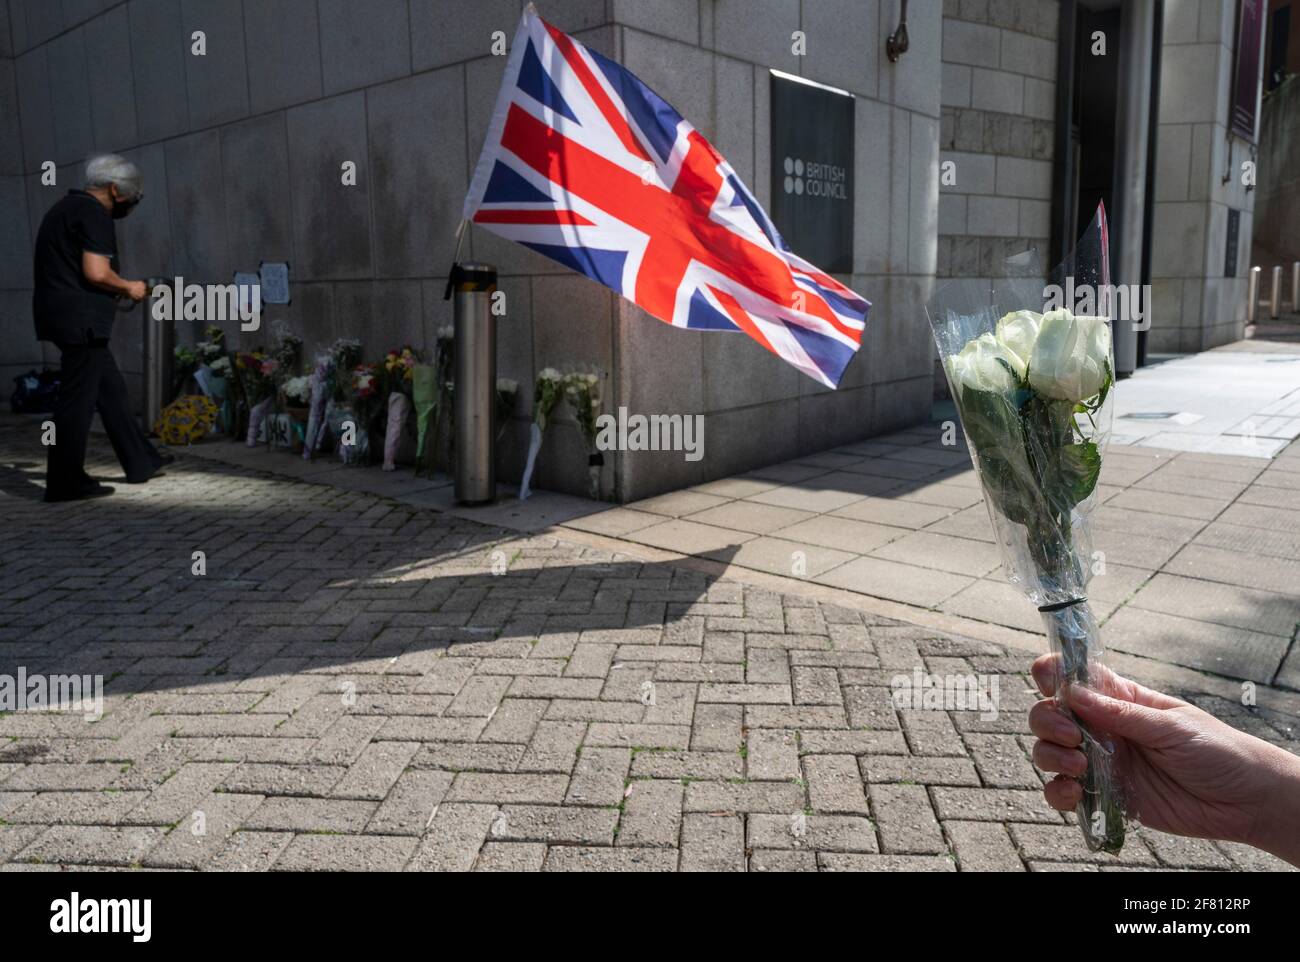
[124,280,148,302]
[1029,654,1300,865]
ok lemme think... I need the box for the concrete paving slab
[870,530,1003,577]
[702,536,855,579]
[1128,573,1299,639]
[623,518,756,555]
[815,556,974,608]
[769,515,904,554]
[1102,607,1289,684]
[683,500,816,535]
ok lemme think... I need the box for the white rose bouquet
[518,368,565,500]
[563,371,604,499]
[928,205,1125,853]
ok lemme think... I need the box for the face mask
[111,191,141,220]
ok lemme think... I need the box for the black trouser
[46,339,162,496]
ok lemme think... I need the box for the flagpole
[452,218,468,266]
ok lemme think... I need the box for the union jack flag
[462,5,870,388]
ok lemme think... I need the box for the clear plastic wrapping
[926,204,1125,853]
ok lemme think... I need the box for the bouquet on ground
[172,343,199,401]
[414,326,453,477]
[235,350,277,447]
[267,323,303,450]
[328,338,363,403]
[193,326,230,432]
[518,367,565,500]
[302,351,334,460]
[317,338,363,460]
[195,326,227,368]
[382,346,420,471]
[339,362,380,464]
[563,371,603,499]
[927,203,1124,853]
[282,374,313,409]
[280,374,313,451]
[209,354,232,432]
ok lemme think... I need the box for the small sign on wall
[769,70,855,275]
[1225,208,1240,277]
[259,262,291,305]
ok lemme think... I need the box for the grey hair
[84,154,143,199]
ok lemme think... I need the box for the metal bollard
[1270,265,1283,320]
[449,262,497,505]
[1247,266,1259,323]
[138,279,171,435]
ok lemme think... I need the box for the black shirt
[32,190,120,344]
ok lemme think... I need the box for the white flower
[209,356,231,376]
[994,310,1041,380]
[1028,310,1111,402]
[539,367,562,382]
[437,325,454,341]
[496,378,518,392]
[946,333,1020,399]
[283,375,313,403]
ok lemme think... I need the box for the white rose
[994,310,1041,380]
[1028,310,1112,402]
[539,367,562,382]
[946,332,1020,399]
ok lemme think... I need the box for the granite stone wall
[938,0,1058,290]
[1150,0,1259,352]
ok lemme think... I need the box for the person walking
[34,154,170,502]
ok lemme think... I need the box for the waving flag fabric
[462,5,870,388]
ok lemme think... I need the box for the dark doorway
[1051,0,1161,369]
[1072,6,1121,241]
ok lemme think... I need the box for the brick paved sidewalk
[0,424,1293,871]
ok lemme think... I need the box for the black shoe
[156,452,176,467]
[45,483,115,503]
[125,470,165,484]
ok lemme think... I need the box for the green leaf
[1056,440,1102,506]
[954,387,1044,528]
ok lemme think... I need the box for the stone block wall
[938,0,1059,291]
[1150,0,1259,351]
